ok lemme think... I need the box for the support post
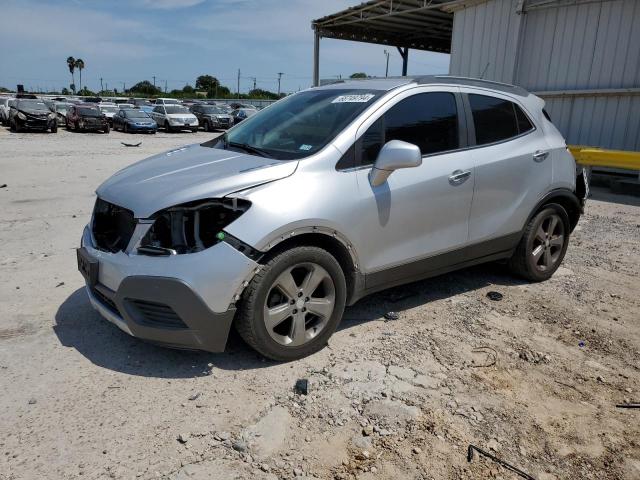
[397,47,409,76]
[313,31,320,86]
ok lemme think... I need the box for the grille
[128,299,188,329]
[92,198,136,253]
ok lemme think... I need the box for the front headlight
[138,198,251,255]
[48,113,56,119]
[169,118,179,124]
[17,112,26,120]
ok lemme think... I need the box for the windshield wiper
[227,141,272,158]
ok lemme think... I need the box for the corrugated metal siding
[449,0,640,151]
[542,95,640,150]
[516,0,640,90]
[449,0,522,83]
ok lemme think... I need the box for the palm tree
[75,58,85,94]
[66,56,76,92]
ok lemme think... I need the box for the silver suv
[78,76,586,361]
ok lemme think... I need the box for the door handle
[448,169,471,185]
[533,150,549,162]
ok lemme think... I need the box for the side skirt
[347,232,521,305]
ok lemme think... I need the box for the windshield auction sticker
[331,94,375,103]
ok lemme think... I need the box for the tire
[123,124,128,134]
[191,127,198,133]
[203,120,210,132]
[236,246,347,361]
[104,125,110,134]
[50,124,57,133]
[10,120,16,132]
[164,121,172,132]
[508,204,570,282]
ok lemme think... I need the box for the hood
[96,143,297,218]
[21,109,50,116]
[166,113,196,119]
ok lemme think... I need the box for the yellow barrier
[568,146,640,171]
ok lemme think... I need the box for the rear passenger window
[359,92,459,166]
[469,94,532,145]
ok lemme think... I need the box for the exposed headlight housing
[48,113,56,119]
[17,112,26,120]
[138,198,251,255]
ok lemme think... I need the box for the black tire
[508,204,570,282]
[191,127,198,133]
[9,120,16,132]
[236,246,347,361]
[104,125,110,134]
[50,124,57,133]
[203,120,210,132]
[164,121,172,132]
[123,123,128,133]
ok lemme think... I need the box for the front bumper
[80,226,258,352]
[129,123,156,132]
[17,117,54,130]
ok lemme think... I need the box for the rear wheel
[508,204,569,281]
[236,246,346,361]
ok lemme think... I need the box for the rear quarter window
[468,94,533,145]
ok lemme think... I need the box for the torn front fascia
[138,198,251,255]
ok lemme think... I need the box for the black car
[9,99,57,132]
[230,107,257,124]
[66,104,110,133]
[190,104,234,131]
[113,108,157,133]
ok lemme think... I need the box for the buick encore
[78,76,587,361]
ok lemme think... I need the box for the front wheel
[103,125,110,134]
[508,204,569,282]
[50,124,57,133]
[123,124,128,133]
[191,127,198,133]
[236,246,347,361]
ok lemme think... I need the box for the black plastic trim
[348,232,521,305]
[222,232,264,261]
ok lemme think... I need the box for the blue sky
[0,0,450,94]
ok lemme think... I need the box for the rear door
[463,89,552,245]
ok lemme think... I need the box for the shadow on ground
[55,263,524,378]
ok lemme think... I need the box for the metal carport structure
[311,0,457,86]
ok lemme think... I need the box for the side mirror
[369,140,422,187]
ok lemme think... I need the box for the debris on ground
[177,433,189,444]
[486,291,503,301]
[384,311,400,321]
[294,379,309,395]
[121,142,142,147]
[188,392,202,401]
[467,445,536,480]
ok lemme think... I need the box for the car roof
[314,75,529,97]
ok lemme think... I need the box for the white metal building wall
[449,0,640,150]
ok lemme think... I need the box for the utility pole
[153,76,156,88]
[164,80,167,93]
[250,77,257,91]
[100,77,104,92]
[237,69,240,99]
[277,72,283,96]
[383,50,390,77]
[122,82,126,93]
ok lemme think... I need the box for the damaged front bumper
[79,226,258,352]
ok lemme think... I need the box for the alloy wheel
[263,262,335,347]
[531,213,564,272]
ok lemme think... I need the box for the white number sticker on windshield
[331,94,375,104]
[299,144,313,151]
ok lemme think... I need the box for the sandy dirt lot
[0,125,639,480]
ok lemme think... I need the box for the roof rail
[413,75,529,97]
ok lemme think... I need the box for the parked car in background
[149,104,198,132]
[229,102,255,110]
[98,104,119,126]
[0,98,13,125]
[231,107,257,124]
[66,104,110,133]
[155,98,181,106]
[112,108,157,133]
[139,105,154,115]
[133,99,153,108]
[190,104,233,131]
[78,76,586,360]
[53,102,72,126]
[9,99,57,132]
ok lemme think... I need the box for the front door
[347,88,475,288]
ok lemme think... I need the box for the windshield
[99,106,118,113]
[78,107,101,117]
[18,100,49,111]
[125,110,150,119]
[165,106,190,114]
[55,104,69,112]
[201,106,226,114]
[162,99,180,105]
[215,89,382,160]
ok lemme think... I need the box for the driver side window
[357,92,459,167]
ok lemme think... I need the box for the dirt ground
[0,125,639,480]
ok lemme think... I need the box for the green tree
[182,84,195,94]
[66,56,76,92]
[349,72,367,79]
[61,87,70,95]
[195,75,219,92]
[247,88,281,100]
[129,80,162,96]
[75,58,85,93]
